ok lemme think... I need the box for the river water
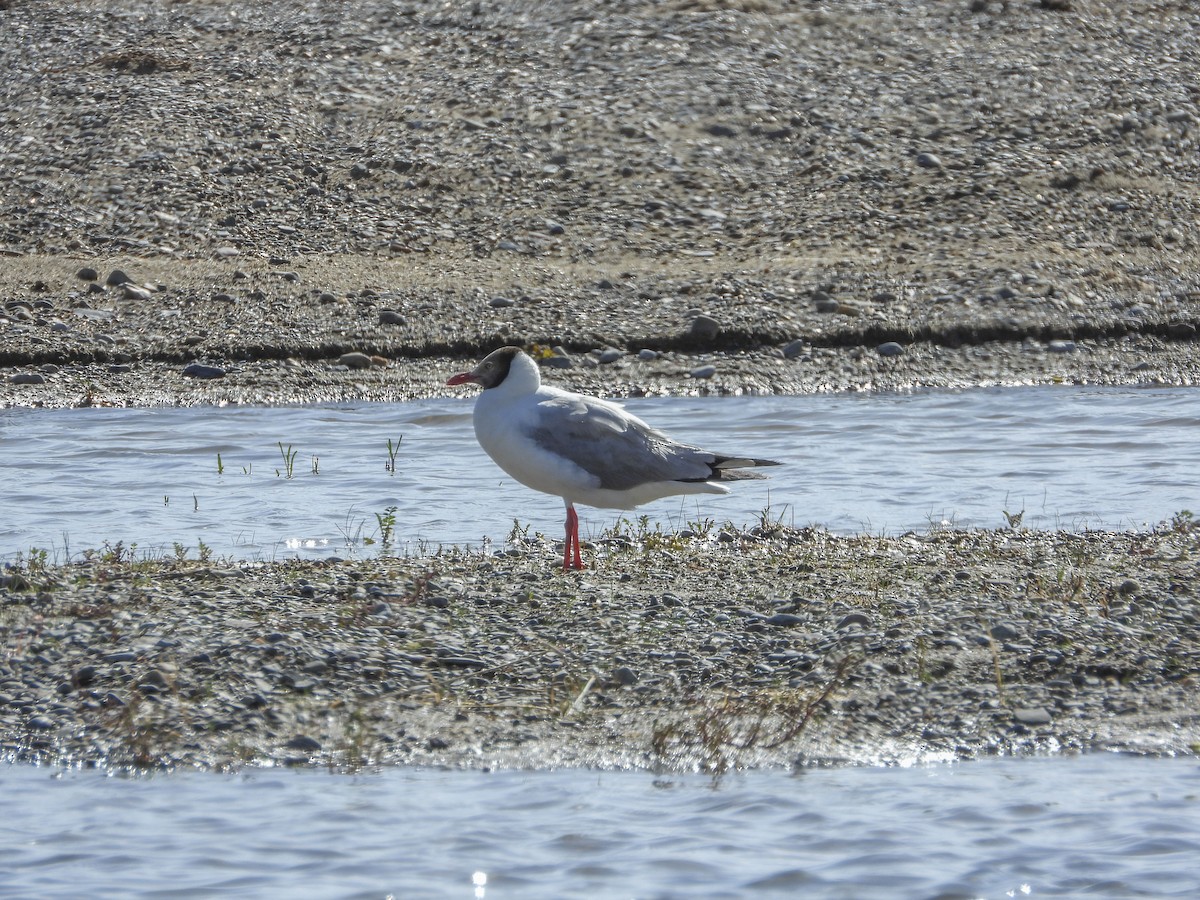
[2,385,1198,564]
[1,755,1198,898]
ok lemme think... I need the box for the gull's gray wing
[526,393,720,491]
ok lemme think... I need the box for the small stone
[543,353,572,369]
[782,339,807,360]
[637,349,658,361]
[121,285,152,303]
[349,162,371,179]
[489,296,515,308]
[105,269,132,286]
[211,293,236,304]
[182,363,226,379]
[8,372,46,385]
[545,219,565,235]
[1013,707,1052,726]
[214,246,240,258]
[612,666,639,686]
[836,612,873,630]
[916,152,942,169]
[1048,340,1076,353]
[286,735,322,752]
[690,364,717,379]
[689,314,721,340]
[989,622,1021,641]
[338,352,373,370]
[764,613,806,627]
[877,341,904,357]
[379,310,406,325]
[598,348,623,364]
[28,716,56,731]
[76,266,99,282]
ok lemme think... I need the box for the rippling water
[2,385,1198,563]
[1,755,1198,898]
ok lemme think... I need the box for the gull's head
[446,346,534,391]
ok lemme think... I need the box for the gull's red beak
[447,371,477,386]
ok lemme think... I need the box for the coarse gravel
[1,0,1199,770]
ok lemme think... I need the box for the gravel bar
[3,524,1198,772]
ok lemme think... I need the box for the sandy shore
[2,0,1199,770]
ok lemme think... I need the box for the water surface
[2,385,1197,563]
[1,755,1197,898]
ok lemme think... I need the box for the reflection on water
[1,385,1198,563]
[1,756,1198,898]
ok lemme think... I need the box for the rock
[989,622,1021,642]
[836,612,873,630]
[1013,707,1052,726]
[612,666,638,686]
[76,266,99,282]
[637,349,658,361]
[916,152,942,169]
[488,296,515,308]
[8,372,46,385]
[105,269,132,286]
[122,284,153,301]
[598,348,623,364]
[285,734,322,752]
[764,613,806,627]
[689,314,721,340]
[1048,340,1076,353]
[877,341,904,357]
[782,339,807,359]
[182,363,226,379]
[690,364,716,379]
[379,310,406,325]
[338,352,373,370]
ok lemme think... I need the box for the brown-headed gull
[447,346,780,571]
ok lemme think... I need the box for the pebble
[122,284,154,301]
[488,296,515,308]
[182,363,227,379]
[76,267,99,282]
[689,315,721,340]
[338,352,373,370]
[689,364,716,379]
[285,735,322,752]
[637,349,658,361]
[598,348,623,364]
[1048,340,1076,353]
[105,270,132,287]
[916,152,943,169]
[379,310,406,325]
[1012,707,1053,726]
[782,339,807,360]
[877,341,904,358]
[8,372,46,384]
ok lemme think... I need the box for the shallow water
[1,755,1198,898]
[2,385,1198,563]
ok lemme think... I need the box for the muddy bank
[3,524,1198,772]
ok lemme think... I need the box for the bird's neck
[492,351,542,396]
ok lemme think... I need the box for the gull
[447,346,780,570]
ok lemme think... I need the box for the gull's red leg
[563,504,584,571]
[571,508,584,570]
